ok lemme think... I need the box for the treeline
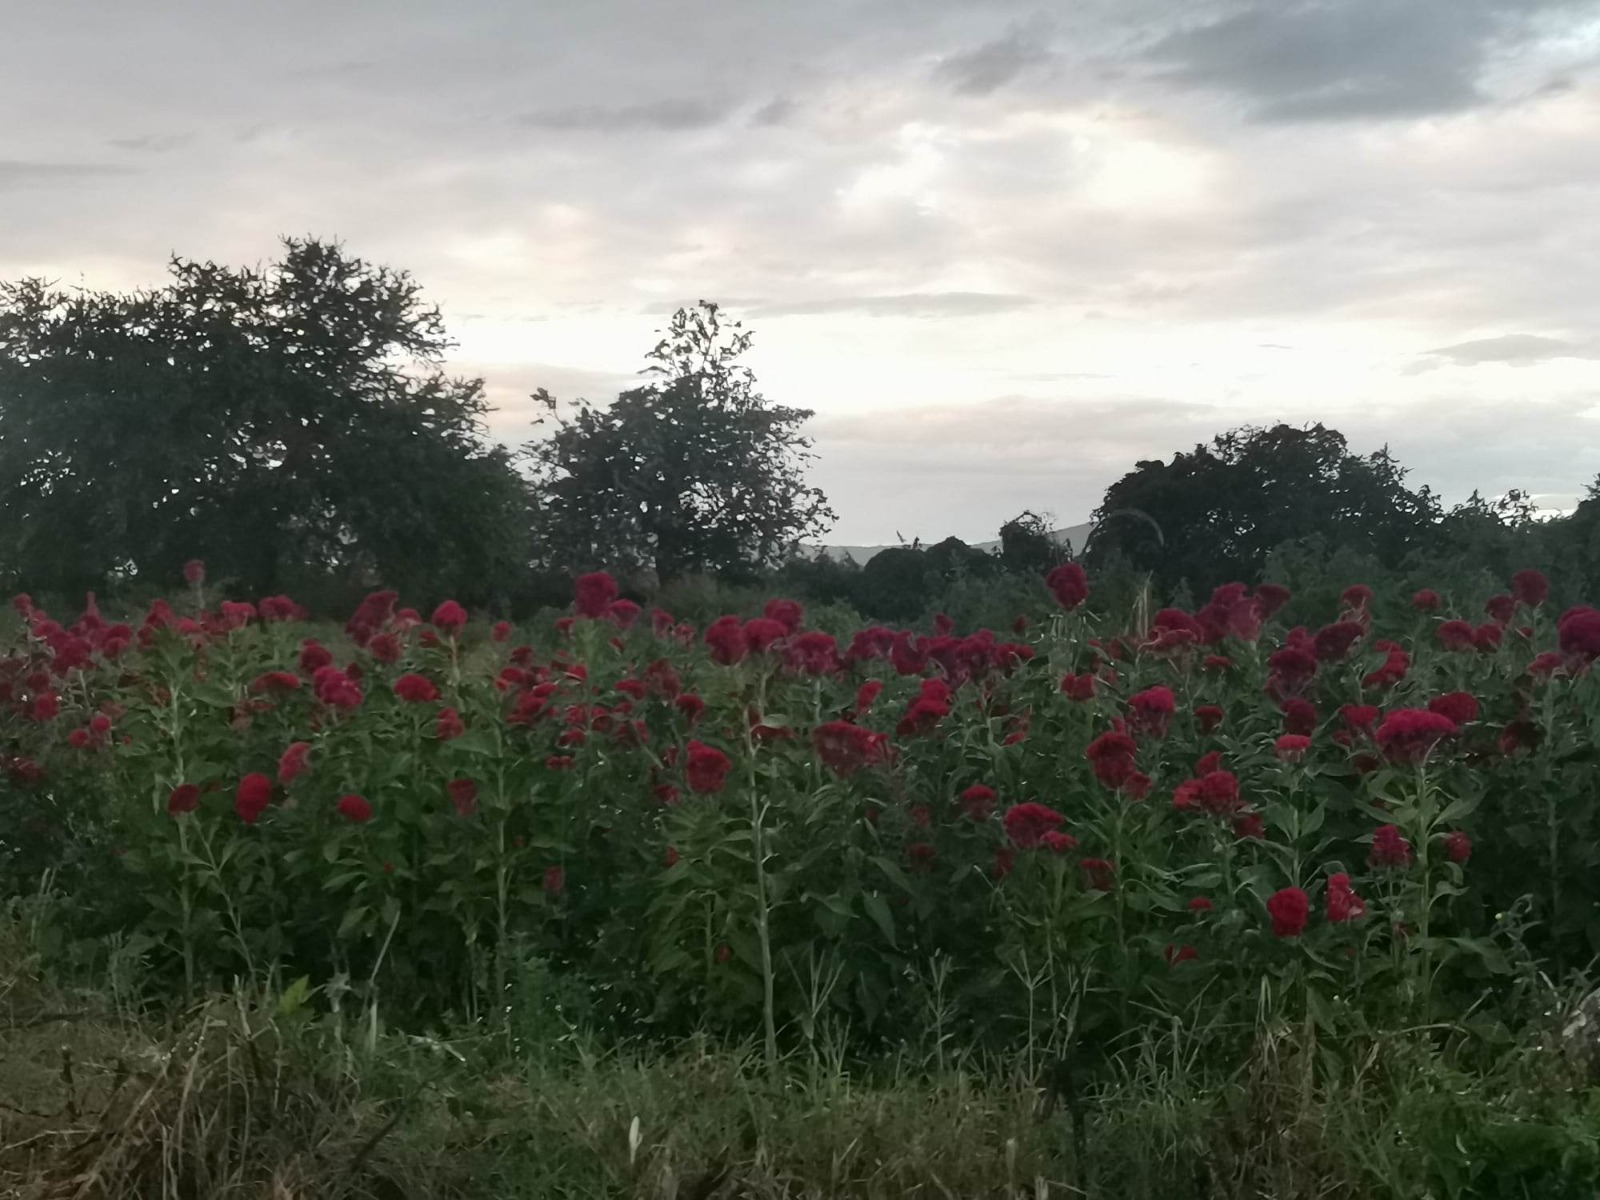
[1,236,1594,620]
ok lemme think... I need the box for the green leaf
[862,891,896,947]
[276,975,312,1017]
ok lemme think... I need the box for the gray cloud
[934,28,1055,96]
[518,98,726,132]
[1141,1,1563,121]
[0,161,139,191]
[1422,333,1600,366]
[106,133,193,153]
[748,292,1038,318]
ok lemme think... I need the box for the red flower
[960,784,996,820]
[168,784,201,816]
[704,615,749,665]
[666,846,680,867]
[813,720,889,777]
[574,572,619,618]
[785,631,841,676]
[312,665,363,710]
[674,693,706,724]
[1559,606,1600,662]
[368,633,402,664]
[1281,698,1317,736]
[1004,801,1065,848]
[337,793,373,823]
[1195,704,1224,734]
[1059,672,1097,701]
[1374,709,1457,764]
[67,728,92,749]
[278,741,311,785]
[1498,720,1541,756]
[546,755,576,770]
[431,600,468,636]
[393,673,440,703]
[1435,620,1475,652]
[607,599,641,629]
[908,842,938,871]
[1232,812,1265,840]
[896,679,952,736]
[1341,704,1380,732]
[1427,691,1478,726]
[1314,621,1365,663]
[1045,562,1089,610]
[220,600,257,630]
[1041,830,1079,855]
[1267,646,1318,693]
[1128,686,1176,737]
[1441,829,1473,863]
[1267,887,1309,938]
[854,680,884,714]
[1340,584,1373,611]
[1485,594,1516,625]
[1325,873,1365,923]
[1369,823,1414,868]
[31,692,60,722]
[436,707,465,740]
[1123,771,1152,801]
[994,846,1016,880]
[1255,583,1292,616]
[764,598,805,633]
[1081,858,1115,892]
[491,620,512,643]
[1512,569,1549,608]
[299,640,334,674]
[1473,622,1503,652]
[1086,730,1139,788]
[236,773,273,825]
[544,866,565,897]
[1275,734,1311,763]
[1412,589,1442,613]
[183,559,205,586]
[686,740,732,794]
[448,778,479,817]
[1188,896,1214,913]
[1165,943,1199,967]
[250,671,303,695]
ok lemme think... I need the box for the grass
[6,916,1600,1199]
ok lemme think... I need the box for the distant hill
[809,522,1094,566]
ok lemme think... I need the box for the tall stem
[747,671,778,1074]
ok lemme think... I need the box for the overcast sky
[4,1,1600,543]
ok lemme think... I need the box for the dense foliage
[5,560,1599,1087]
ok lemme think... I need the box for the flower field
[5,559,1600,1072]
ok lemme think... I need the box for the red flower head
[1255,582,1292,617]
[1275,734,1311,763]
[704,615,749,666]
[1512,569,1549,608]
[168,784,201,816]
[1081,858,1115,892]
[236,773,273,825]
[1341,704,1380,733]
[812,720,889,777]
[1340,584,1373,612]
[1003,801,1065,848]
[1232,811,1265,840]
[1473,622,1503,652]
[393,673,440,704]
[685,740,732,794]
[431,600,468,637]
[337,793,373,823]
[764,598,805,633]
[674,693,706,725]
[1369,823,1414,868]
[574,572,619,618]
[278,741,311,785]
[994,846,1016,880]
[1188,896,1214,914]
[897,679,952,736]
[490,620,512,643]
[1442,830,1472,863]
[544,866,565,897]
[1281,698,1317,736]
[298,639,334,675]
[1060,672,1097,701]
[1498,719,1541,756]
[1045,562,1089,610]
[360,632,396,664]
[907,841,938,871]
[436,707,465,740]
[1267,887,1309,938]
[1197,770,1243,816]
[607,599,641,629]
[220,600,257,630]
[546,755,576,770]
[786,631,841,676]
[1559,606,1600,662]
[742,617,788,653]
[1436,620,1476,652]
[1374,709,1457,765]
[1086,730,1139,789]
[1314,620,1365,663]
[312,665,363,710]
[854,680,884,715]
[1195,704,1224,734]
[1267,645,1319,694]
[1128,686,1176,738]
[960,784,997,820]
[933,613,956,636]
[1165,943,1199,967]
[448,778,479,818]
[1325,873,1366,924]
[1012,614,1029,634]
[1411,589,1442,613]
[1041,830,1080,855]
[183,559,206,586]
[1485,594,1517,625]
[250,671,303,696]
[1427,691,1478,727]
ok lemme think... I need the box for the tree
[0,238,528,602]
[524,302,833,583]
[996,510,1066,575]
[1087,423,1441,595]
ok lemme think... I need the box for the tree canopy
[0,237,527,601]
[1086,423,1441,594]
[524,302,834,583]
